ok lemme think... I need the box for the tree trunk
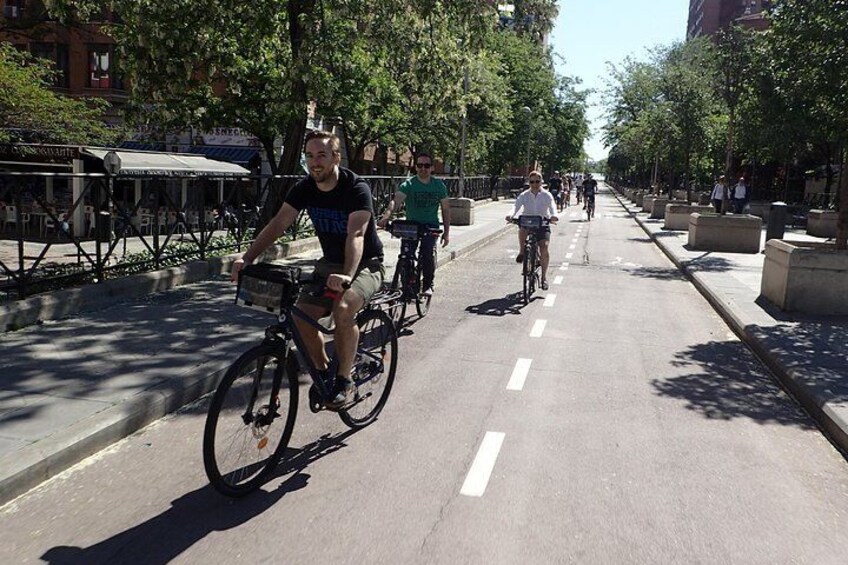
[838,150,847,250]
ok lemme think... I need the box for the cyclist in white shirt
[505,170,558,290]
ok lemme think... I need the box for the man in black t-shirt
[232,130,384,408]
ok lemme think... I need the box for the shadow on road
[651,339,814,428]
[41,429,358,565]
[464,291,529,316]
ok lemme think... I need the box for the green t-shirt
[399,176,448,225]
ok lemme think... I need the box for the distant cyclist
[548,171,564,211]
[378,152,451,297]
[582,173,598,217]
[505,170,558,290]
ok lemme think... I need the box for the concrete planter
[649,197,676,219]
[697,193,712,205]
[642,195,658,213]
[688,213,762,253]
[747,201,770,220]
[761,240,848,315]
[806,209,838,238]
[448,197,474,226]
[633,193,645,207]
[663,204,713,230]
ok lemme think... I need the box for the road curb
[610,188,848,456]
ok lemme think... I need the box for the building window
[88,45,112,89]
[29,42,69,88]
[3,0,24,19]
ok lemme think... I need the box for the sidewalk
[610,187,848,457]
[0,199,517,506]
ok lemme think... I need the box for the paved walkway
[2,188,846,507]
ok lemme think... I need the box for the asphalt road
[3,189,848,564]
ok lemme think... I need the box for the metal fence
[0,171,519,300]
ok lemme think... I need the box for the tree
[0,43,116,145]
[764,0,848,248]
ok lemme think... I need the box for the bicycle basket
[236,263,301,314]
[391,220,421,240]
[518,215,543,229]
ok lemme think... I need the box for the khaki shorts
[298,258,385,310]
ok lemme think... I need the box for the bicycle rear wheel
[340,309,398,429]
[203,345,299,497]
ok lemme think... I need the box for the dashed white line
[553,275,564,285]
[569,244,576,250]
[530,319,547,337]
[543,294,556,307]
[460,432,506,497]
[565,252,573,260]
[507,358,532,391]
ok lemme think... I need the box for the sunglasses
[416,163,432,168]
[529,180,541,184]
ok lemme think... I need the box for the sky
[549,0,690,162]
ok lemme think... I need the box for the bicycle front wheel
[415,246,436,318]
[340,309,398,429]
[203,345,299,497]
[390,261,410,323]
[522,247,532,305]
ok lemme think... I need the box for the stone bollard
[448,197,475,226]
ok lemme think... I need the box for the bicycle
[385,220,443,323]
[586,196,595,221]
[509,215,550,305]
[203,263,398,497]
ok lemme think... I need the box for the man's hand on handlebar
[326,273,353,293]
[230,257,250,283]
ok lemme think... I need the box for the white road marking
[507,358,532,391]
[553,275,564,284]
[530,320,547,337]
[558,263,569,271]
[565,252,573,260]
[543,294,556,307]
[569,244,576,250]
[460,432,506,497]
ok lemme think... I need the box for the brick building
[687,0,769,39]
[1,1,126,125]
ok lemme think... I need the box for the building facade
[1,1,127,125]
[687,0,769,38]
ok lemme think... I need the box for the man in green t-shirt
[378,152,451,296]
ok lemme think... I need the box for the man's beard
[311,167,334,183]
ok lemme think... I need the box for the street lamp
[459,65,469,198]
[522,106,532,174]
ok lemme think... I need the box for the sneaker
[422,286,434,297]
[326,376,355,410]
[515,254,524,263]
[541,280,549,291]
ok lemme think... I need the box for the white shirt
[512,189,556,218]
[711,183,726,200]
[734,182,747,199]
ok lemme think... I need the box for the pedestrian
[732,177,748,214]
[489,173,500,200]
[711,175,728,214]
[231,130,384,409]
[378,151,450,297]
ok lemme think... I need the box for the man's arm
[230,203,299,281]
[507,192,524,220]
[327,209,370,291]
[547,193,558,222]
[378,191,407,227]
[439,197,451,246]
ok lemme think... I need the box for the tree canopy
[0,43,116,145]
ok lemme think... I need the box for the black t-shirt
[583,179,598,198]
[548,178,562,194]
[285,168,383,265]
